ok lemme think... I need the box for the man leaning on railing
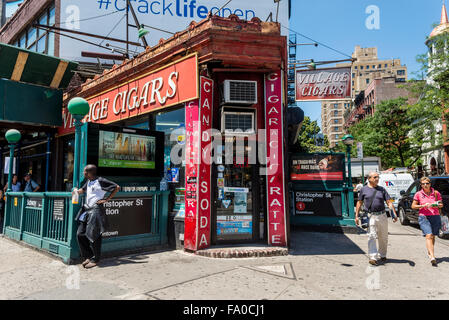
[73,164,120,269]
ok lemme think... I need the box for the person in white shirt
[75,165,119,269]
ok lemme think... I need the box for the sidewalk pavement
[1,219,449,300]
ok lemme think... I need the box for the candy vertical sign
[184,76,213,251]
[265,71,287,247]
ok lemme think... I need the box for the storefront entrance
[212,138,264,244]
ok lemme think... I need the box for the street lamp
[342,134,355,222]
[5,129,21,192]
[68,97,90,189]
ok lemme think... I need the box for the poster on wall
[98,130,156,169]
[294,191,342,217]
[291,154,345,181]
[217,215,252,237]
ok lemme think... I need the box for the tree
[293,116,329,153]
[347,97,437,168]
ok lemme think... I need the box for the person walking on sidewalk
[411,177,443,267]
[355,171,398,266]
[74,165,119,269]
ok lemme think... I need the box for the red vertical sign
[184,76,213,251]
[265,71,287,247]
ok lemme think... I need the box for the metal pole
[126,0,129,56]
[361,158,365,184]
[347,145,352,187]
[7,144,15,192]
[73,120,82,189]
[45,133,51,191]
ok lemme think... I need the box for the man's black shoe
[380,257,387,263]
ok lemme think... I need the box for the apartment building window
[354,66,358,69]
[397,78,406,82]
[366,65,369,70]
[334,110,339,117]
[352,73,355,78]
[397,70,405,75]
[372,65,376,69]
[334,126,339,132]
[366,79,370,84]
[14,4,56,55]
[352,81,354,86]
[385,64,388,68]
[335,134,339,139]
[361,66,364,70]
[378,64,382,68]
[334,119,339,124]
[334,104,339,109]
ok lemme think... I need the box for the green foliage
[347,97,439,168]
[295,116,330,153]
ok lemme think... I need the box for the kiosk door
[213,142,260,243]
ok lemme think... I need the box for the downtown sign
[295,67,351,101]
[58,53,198,136]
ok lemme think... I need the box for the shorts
[418,215,441,236]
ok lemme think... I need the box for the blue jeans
[418,215,441,236]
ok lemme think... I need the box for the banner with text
[59,54,198,136]
[265,71,287,247]
[184,76,213,251]
[291,154,345,181]
[295,67,351,101]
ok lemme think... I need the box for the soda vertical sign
[265,71,287,246]
[197,77,213,250]
[184,77,213,251]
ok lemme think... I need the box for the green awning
[0,42,78,89]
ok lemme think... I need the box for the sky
[5,0,444,129]
[289,0,444,129]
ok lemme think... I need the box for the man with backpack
[355,171,398,266]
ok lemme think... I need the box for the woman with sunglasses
[411,177,443,266]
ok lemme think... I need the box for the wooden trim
[11,51,29,81]
[50,60,69,88]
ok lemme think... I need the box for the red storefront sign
[265,71,287,247]
[184,76,213,251]
[58,54,198,136]
[295,67,351,101]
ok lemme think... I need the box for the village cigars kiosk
[60,38,290,251]
[77,122,169,254]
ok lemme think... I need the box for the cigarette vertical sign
[265,71,287,247]
[184,77,213,251]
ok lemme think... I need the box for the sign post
[357,142,364,184]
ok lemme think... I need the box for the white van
[378,173,415,210]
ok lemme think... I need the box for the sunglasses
[421,183,430,185]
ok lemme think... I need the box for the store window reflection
[63,139,74,191]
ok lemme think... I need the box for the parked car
[397,176,449,239]
[378,173,415,211]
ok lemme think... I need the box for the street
[1,220,449,300]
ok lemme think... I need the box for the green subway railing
[2,191,170,264]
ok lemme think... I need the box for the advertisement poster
[217,215,252,236]
[295,67,352,101]
[234,192,248,214]
[291,154,345,181]
[294,191,342,217]
[98,130,156,169]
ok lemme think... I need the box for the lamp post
[67,97,90,189]
[342,134,355,221]
[5,129,21,192]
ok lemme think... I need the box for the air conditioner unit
[221,110,255,135]
[223,80,257,105]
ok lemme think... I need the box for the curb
[195,247,289,258]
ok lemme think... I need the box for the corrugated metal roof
[0,42,78,89]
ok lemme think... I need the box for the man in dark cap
[74,164,119,268]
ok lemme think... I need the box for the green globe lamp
[5,129,21,192]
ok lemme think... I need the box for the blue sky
[6,0,443,129]
[290,0,443,129]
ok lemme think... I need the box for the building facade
[321,100,350,147]
[1,1,291,252]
